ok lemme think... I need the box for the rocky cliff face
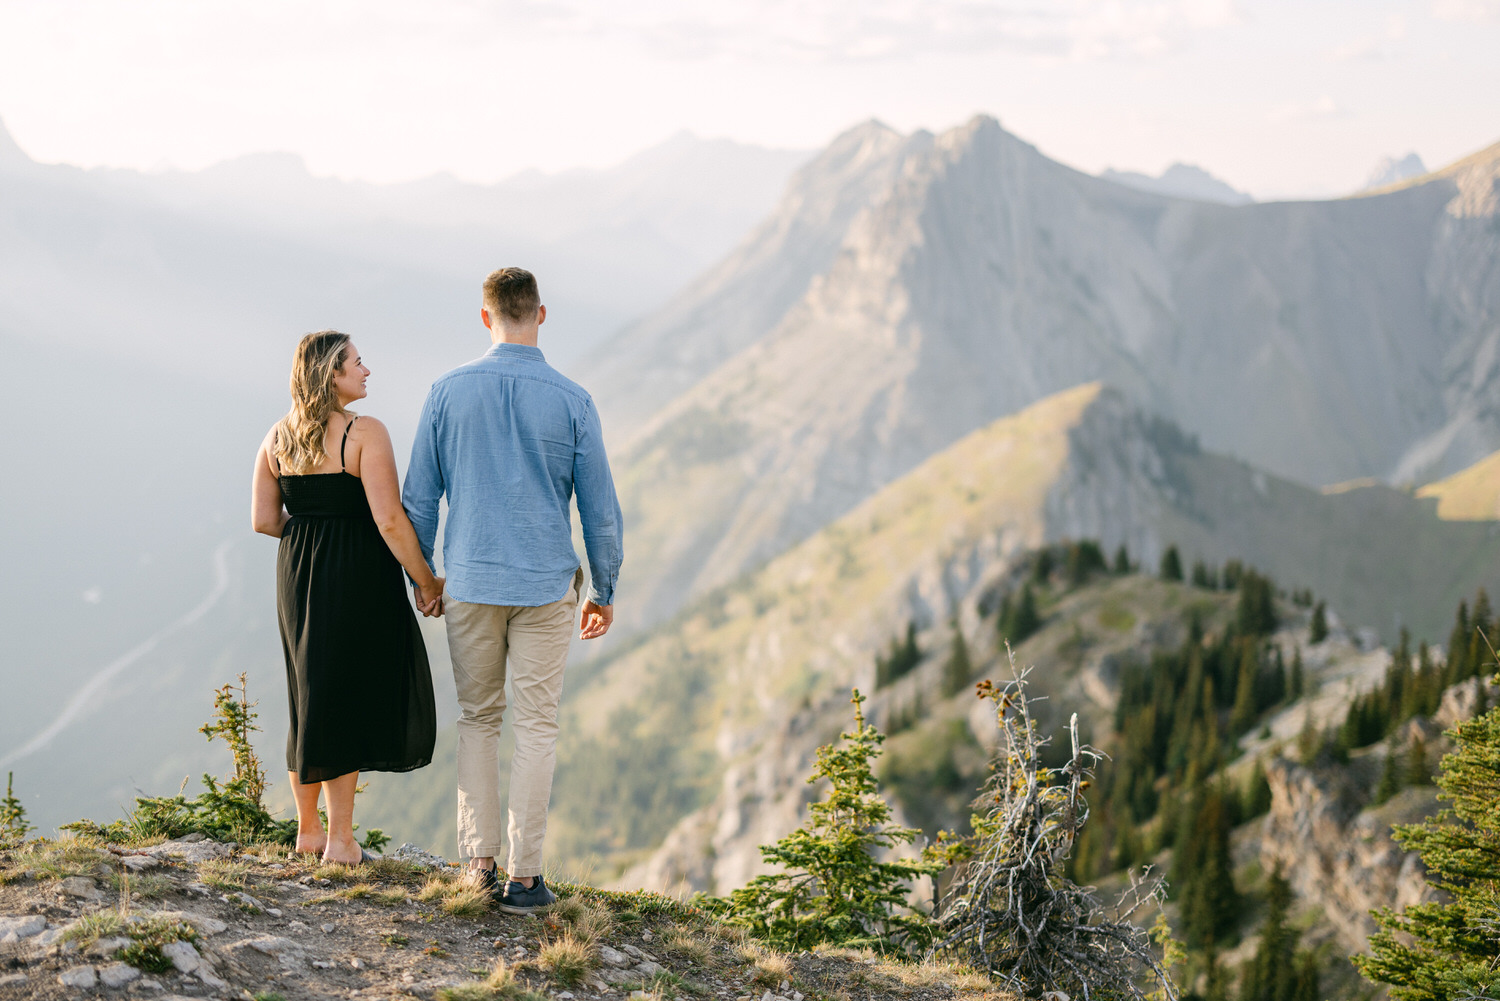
[586,115,1500,630]
[1259,759,1436,956]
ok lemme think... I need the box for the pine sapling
[716,689,945,955]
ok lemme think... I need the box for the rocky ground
[0,836,1009,1001]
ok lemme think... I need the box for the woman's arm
[354,418,445,613]
[252,429,290,538]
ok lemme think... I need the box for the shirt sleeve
[402,387,444,581]
[573,396,624,606]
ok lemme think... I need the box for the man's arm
[401,389,445,585]
[574,396,623,638]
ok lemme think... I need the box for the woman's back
[276,414,373,520]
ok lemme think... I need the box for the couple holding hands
[250,267,623,913]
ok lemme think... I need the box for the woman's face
[333,342,370,404]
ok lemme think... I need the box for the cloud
[1431,0,1500,21]
[1329,13,1406,60]
[528,0,1246,64]
[1267,95,1350,124]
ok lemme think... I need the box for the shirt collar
[485,342,546,362]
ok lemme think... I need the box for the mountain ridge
[589,113,1500,629]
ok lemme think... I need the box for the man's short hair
[483,267,541,322]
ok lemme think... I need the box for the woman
[251,330,440,864]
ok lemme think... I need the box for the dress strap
[340,416,357,471]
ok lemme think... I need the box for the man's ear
[481,307,493,330]
[537,304,547,326]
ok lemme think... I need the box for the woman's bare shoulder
[350,414,391,438]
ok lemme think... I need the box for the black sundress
[275,418,436,783]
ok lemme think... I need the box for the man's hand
[579,601,613,640]
[414,577,446,618]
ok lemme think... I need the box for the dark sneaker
[496,875,556,914]
[468,865,502,901]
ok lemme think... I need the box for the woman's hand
[414,576,445,617]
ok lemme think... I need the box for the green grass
[117,917,200,973]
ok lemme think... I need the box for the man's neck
[491,327,539,347]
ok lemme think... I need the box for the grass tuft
[63,911,126,949]
[661,927,711,964]
[418,871,490,917]
[199,858,252,891]
[537,932,596,986]
[117,917,200,973]
[749,950,793,989]
[545,896,615,945]
[313,862,360,883]
[437,959,548,1001]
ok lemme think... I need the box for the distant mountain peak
[1363,151,1427,191]
[1100,162,1253,205]
[0,116,29,165]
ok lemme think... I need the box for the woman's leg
[289,772,326,854]
[321,771,362,864]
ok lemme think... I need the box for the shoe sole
[493,894,556,915]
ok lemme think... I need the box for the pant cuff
[460,845,506,861]
[508,865,544,879]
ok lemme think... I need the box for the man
[403,267,623,913]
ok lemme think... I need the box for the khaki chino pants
[444,571,580,877]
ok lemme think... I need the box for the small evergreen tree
[942,624,974,697]
[1242,759,1272,819]
[1237,570,1277,636]
[1067,540,1108,586]
[1191,560,1216,590]
[1240,865,1294,1001]
[1160,545,1184,582]
[1289,647,1305,700]
[1113,543,1132,575]
[999,584,1041,646]
[1174,786,1240,948]
[718,690,942,955]
[1033,548,1056,584]
[1309,602,1329,644]
[1375,747,1403,805]
[1405,735,1430,787]
[875,623,922,689]
[1354,706,1500,999]
[1,772,32,846]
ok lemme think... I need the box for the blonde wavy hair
[274,330,354,475]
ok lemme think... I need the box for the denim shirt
[402,342,623,607]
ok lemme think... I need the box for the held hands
[414,577,446,618]
[579,600,613,640]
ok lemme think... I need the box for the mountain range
[583,115,1500,630]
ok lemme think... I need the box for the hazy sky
[0,0,1496,199]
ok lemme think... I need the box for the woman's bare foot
[296,827,328,855]
[322,834,364,865]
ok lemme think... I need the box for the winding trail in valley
[0,540,234,770]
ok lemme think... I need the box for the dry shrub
[938,663,1175,1001]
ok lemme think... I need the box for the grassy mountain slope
[1415,446,1500,520]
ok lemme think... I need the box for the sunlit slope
[1415,448,1500,520]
